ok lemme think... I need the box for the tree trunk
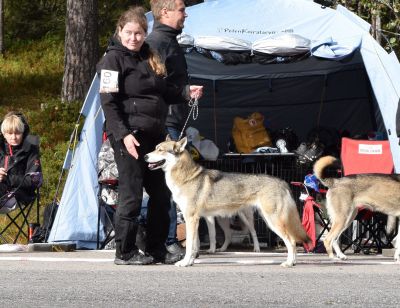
[371,8,382,46]
[0,0,4,55]
[62,0,99,103]
[375,13,382,45]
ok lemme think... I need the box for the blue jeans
[166,126,181,246]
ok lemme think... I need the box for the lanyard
[3,144,13,170]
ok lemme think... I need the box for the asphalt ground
[0,247,399,307]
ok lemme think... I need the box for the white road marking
[0,256,113,262]
[0,252,396,265]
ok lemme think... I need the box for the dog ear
[166,134,171,141]
[176,137,187,153]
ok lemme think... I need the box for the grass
[0,37,83,243]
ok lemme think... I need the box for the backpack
[232,112,272,153]
[30,202,59,243]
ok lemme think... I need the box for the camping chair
[292,175,330,253]
[96,135,118,249]
[340,137,397,254]
[96,179,118,249]
[0,182,40,244]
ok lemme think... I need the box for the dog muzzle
[144,155,165,170]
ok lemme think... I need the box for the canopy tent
[48,0,400,249]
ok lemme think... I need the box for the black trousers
[110,133,171,259]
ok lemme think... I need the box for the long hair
[115,6,166,76]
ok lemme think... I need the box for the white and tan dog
[205,207,260,253]
[145,136,309,267]
[314,155,400,262]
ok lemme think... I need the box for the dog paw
[336,253,348,260]
[206,249,216,254]
[253,247,261,253]
[280,261,295,268]
[175,258,194,267]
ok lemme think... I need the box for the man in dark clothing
[147,0,203,254]
[146,0,192,135]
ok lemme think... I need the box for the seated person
[0,112,42,213]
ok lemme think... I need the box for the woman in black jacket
[97,6,201,265]
[0,112,42,213]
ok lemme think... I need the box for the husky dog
[205,207,260,253]
[144,136,309,267]
[313,156,400,262]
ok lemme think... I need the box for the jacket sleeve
[97,53,131,141]
[7,141,42,191]
[163,82,190,105]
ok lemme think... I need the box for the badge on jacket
[100,69,119,93]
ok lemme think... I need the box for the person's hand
[123,134,140,159]
[0,167,7,182]
[189,85,203,99]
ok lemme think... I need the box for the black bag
[30,202,59,243]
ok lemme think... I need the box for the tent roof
[186,49,365,80]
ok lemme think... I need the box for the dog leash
[178,96,199,141]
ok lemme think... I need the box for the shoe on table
[114,249,154,265]
[166,242,186,255]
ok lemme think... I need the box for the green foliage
[337,0,400,55]
[0,37,64,109]
[3,0,151,49]
[98,0,151,39]
[3,0,66,42]
[0,35,82,208]
[27,101,83,206]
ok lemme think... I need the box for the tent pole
[316,75,328,129]
[213,80,218,144]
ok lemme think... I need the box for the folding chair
[0,186,40,244]
[96,134,118,249]
[293,175,330,253]
[96,181,148,250]
[340,137,396,254]
[96,179,118,249]
[0,133,42,245]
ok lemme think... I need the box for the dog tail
[313,155,338,188]
[286,197,312,244]
[289,214,311,244]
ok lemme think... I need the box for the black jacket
[146,21,190,130]
[0,134,42,203]
[97,38,188,140]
